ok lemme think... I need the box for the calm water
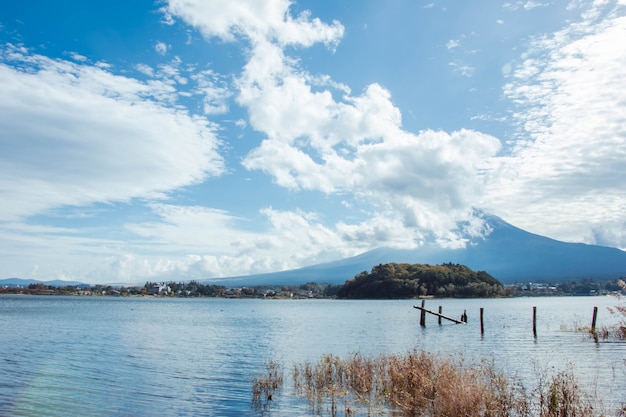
[1,295,624,416]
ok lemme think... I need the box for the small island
[336,262,508,299]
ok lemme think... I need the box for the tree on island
[336,262,508,299]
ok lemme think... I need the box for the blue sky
[1,0,625,284]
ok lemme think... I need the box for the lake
[1,295,624,416]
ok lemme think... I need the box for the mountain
[0,278,39,287]
[204,215,626,286]
[0,278,89,287]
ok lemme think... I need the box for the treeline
[511,278,626,296]
[336,262,508,299]
[3,273,624,299]
[0,280,342,298]
[559,278,623,295]
[151,281,341,298]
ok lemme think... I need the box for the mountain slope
[0,278,39,287]
[0,278,91,287]
[205,216,626,286]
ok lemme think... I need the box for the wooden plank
[413,305,464,324]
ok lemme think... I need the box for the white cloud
[237,57,499,243]
[128,204,356,266]
[125,204,252,253]
[91,204,366,281]
[165,0,500,248]
[134,63,154,77]
[154,41,169,55]
[0,219,129,281]
[70,52,88,62]
[503,1,550,11]
[523,1,549,10]
[0,44,224,222]
[190,69,231,115]
[449,61,475,77]
[163,0,344,47]
[485,1,626,249]
[446,39,461,49]
[336,214,426,249]
[160,8,176,26]
[156,57,187,85]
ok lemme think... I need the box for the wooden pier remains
[591,306,598,333]
[413,300,465,326]
[413,303,602,337]
[480,307,484,335]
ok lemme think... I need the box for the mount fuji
[206,216,626,286]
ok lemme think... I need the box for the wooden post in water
[413,304,464,324]
[591,306,598,333]
[480,307,484,335]
[532,306,537,338]
[438,306,442,325]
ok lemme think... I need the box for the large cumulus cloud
[0,45,224,222]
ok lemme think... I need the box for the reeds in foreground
[593,280,626,341]
[292,351,532,417]
[537,368,593,417]
[252,360,283,411]
[253,350,625,416]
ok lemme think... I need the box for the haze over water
[1,295,624,416]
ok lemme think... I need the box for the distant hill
[0,278,39,287]
[203,215,626,286]
[0,278,89,287]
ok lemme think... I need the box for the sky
[1,0,625,284]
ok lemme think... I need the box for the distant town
[1,281,338,299]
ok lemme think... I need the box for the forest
[336,262,508,299]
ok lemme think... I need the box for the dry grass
[291,353,386,416]
[538,368,594,417]
[591,280,626,341]
[294,351,531,417]
[603,304,626,340]
[607,281,626,340]
[251,350,622,417]
[252,360,284,411]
